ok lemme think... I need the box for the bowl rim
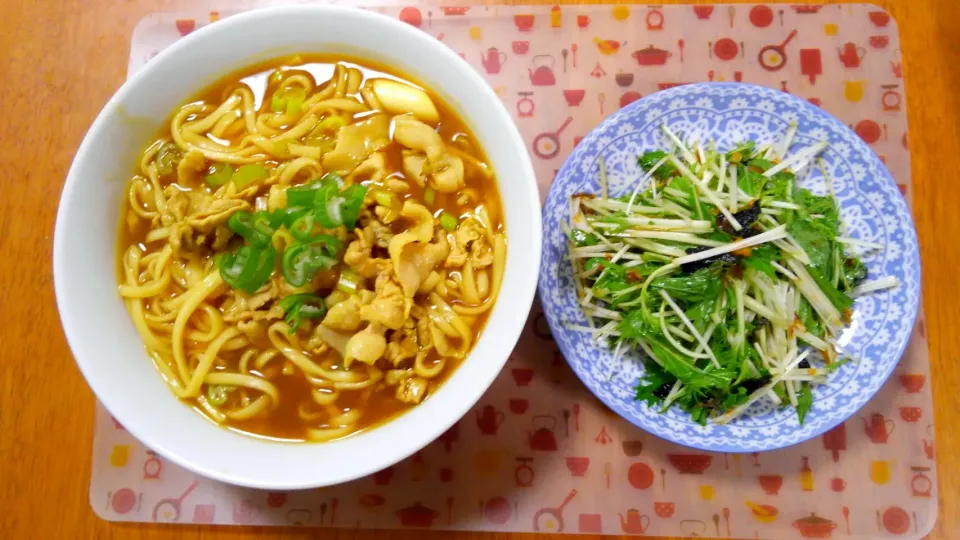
[53,4,541,489]
[539,81,920,452]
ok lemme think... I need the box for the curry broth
[119,54,504,442]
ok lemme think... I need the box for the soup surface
[118,55,504,441]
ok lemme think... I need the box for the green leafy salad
[564,125,898,425]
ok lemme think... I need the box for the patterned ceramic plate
[539,83,921,452]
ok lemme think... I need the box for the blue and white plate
[538,83,921,452]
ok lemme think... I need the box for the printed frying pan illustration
[152,480,199,522]
[533,489,577,531]
[758,29,798,71]
[533,116,573,159]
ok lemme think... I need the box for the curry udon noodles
[118,56,505,442]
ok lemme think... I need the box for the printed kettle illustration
[528,55,557,86]
[619,509,650,534]
[481,47,507,74]
[476,405,505,435]
[528,415,558,451]
[862,413,895,443]
[838,42,866,68]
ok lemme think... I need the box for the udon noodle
[118,55,505,441]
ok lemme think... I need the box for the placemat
[93,3,935,538]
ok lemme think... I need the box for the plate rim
[538,81,921,452]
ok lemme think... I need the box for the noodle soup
[118,55,505,442]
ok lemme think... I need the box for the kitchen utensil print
[592,37,621,56]
[901,405,921,422]
[693,6,713,20]
[550,6,562,28]
[482,497,511,524]
[831,477,847,492]
[749,5,774,27]
[515,93,535,119]
[396,502,440,527]
[511,455,535,488]
[883,84,903,111]
[655,502,675,518]
[822,422,847,462]
[529,55,556,86]
[799,49,823,84]
[532,489,577,532]
[628,462,654,490]
[870,10,892,27]
[476,404,505,435]
[632,45,671,66]
[513,14,534,32]
[480,47,506,75]
[912,466,933,497]
[143,450,163,480]
[620,509,650,534]
[863,413,895,443]
[397,7,422,28]
[578,513,602,533]
[109,445,130,467]
[531,117,573,160]
[193,504,217,524]
[266,492,287,508]
[758,30,798,71]
[839,42,866,68]
[645,7,662,30]
[107,488,141,515]
[152,480,199,522]
[745,501,778,525]
[881,506,911,535]
[563,89,585,107]
[870,460,893,485]
[870,35,890,49]
[714,38,738,61]
[758,474,784,495]
[437,421,459,453]
[793,513,838,537]
[680,519,708,537]
[565,456,590,477]
[900,373,926,392]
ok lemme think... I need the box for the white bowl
[54,5,540,490]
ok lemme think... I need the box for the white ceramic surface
[53,5,540,490]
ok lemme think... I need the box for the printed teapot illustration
[619,508,650,534]
[862,413,895,443]
[528,55,556,86]
[528,415,558,451]
[476,404,505,435]
[480,47,506,74]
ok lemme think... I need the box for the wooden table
[1,0,957,538]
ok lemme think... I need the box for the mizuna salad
[564,125,897,425]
